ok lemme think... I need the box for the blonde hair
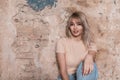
[66,11,95,48]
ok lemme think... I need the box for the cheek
[69,26,74,31]
[78,26,83,31]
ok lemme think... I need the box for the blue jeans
[57,63,98,80]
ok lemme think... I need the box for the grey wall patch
[27,0,57,11]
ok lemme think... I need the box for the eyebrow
[76,22,82,24]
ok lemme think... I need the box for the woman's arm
[87,50,96,61]
[56,53,69,80]
[83,50,97,76]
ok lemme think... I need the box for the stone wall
[0,0,120,80]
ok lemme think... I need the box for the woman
[56,11,98,80]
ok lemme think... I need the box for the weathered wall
[0,0,120,80]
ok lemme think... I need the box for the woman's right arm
[56,53,69,80]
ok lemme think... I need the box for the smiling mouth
[73,30,79,34]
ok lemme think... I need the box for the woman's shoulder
[57,37,67,42]
[56,37,67,53]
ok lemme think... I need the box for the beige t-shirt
[56,37,97,74]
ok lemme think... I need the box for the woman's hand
[83,54,94,76]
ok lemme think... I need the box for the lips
[73,30,79,34]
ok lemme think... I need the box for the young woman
[56,11,98,80]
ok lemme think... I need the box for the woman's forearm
[60,70,69,80]
[56,53,69,80]
[87,51,97,61]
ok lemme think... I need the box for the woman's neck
[69,36,82,42]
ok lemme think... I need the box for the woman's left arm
[83,43,97,75]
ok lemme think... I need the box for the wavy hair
[66,11,95,49]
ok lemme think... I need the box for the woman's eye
[78,24,81,25]
[70,23,74,26]
[77,23,82,25]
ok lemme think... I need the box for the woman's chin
[72,34,81,37]
[72,33,81,37]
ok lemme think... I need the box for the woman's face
[69,18,83,37]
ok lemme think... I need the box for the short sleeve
[88,42,97,52]
[55,38,65,54]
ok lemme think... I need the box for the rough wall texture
[0,0,120,80]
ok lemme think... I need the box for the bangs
[68,17,82,25]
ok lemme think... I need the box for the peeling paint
[27,0,57,11]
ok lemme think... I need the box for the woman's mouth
[73,30,79,34]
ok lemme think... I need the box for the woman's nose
[73,24,77,29]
